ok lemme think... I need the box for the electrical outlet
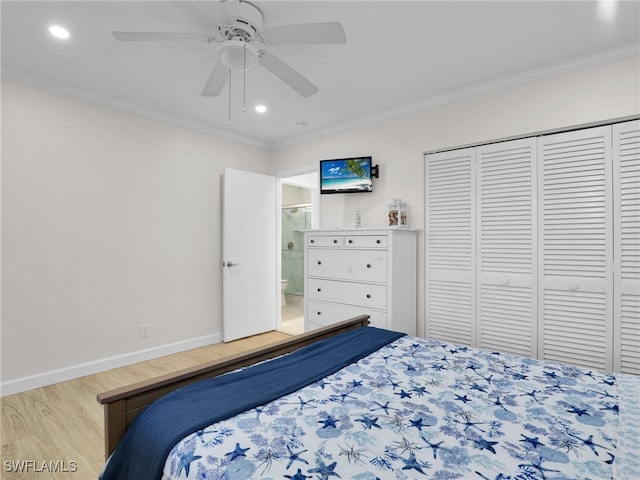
[140,323,150,337]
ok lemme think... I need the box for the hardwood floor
[279,294,304,335]
[1,330,291,479]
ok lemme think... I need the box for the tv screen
[320,156,374,194]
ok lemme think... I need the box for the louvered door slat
[427,280,473,345]
[613,120,640,374]
[480,283,534,354]
[425,148,475,344]
[621,294,640,374]
[476,139,536,357]
[539,126,613,370]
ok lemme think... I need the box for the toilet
[281,279,288,305]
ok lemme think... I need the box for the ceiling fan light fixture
[219,39,258,71]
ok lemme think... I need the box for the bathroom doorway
[279,172,318,335]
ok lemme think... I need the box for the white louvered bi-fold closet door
[613,120,640,374]
[476,139,537,357]
[425,148,476,345]
[538,126,613,371]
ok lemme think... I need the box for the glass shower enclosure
[281,204,312,297]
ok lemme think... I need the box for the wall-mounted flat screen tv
[320,156,378,194]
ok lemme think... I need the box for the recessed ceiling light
[49,25,70,39]
[255,105,267,113]
[597,0,618,23]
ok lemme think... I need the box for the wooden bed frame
[96,315,370,459]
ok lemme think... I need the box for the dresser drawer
[308,278,387,310]
[307,235,342,247]
[344,234,387,249]
[306,300,387,330]
[307,249,387,283]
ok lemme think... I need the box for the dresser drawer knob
[366,294,371,298]
[310,239,315,243]
[366,264,372,268]
[376,239,381,244]
[317,311,322,315]
[333,239,338,244]
[348,239,353,244]
[317,260,322,265]
[317,288,322,292]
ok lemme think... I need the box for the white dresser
[304,228,418,335]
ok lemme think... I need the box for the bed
[98,315,639,479]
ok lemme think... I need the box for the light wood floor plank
[1,330,291,479]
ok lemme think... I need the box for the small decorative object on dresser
[304,228,418,335]
[388,198,408,227]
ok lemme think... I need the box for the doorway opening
[279,172,318,335]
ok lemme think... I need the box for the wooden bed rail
[97,315,370,459]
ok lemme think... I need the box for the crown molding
[1,68,269,149]
[270,43,640,150]
[4,42,638,151]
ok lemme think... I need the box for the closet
[425,119,639,374]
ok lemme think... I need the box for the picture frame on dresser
[304,228,419,335]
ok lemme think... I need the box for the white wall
[270,56,640,337]
[1,79,270,393]
[2,56,638,394]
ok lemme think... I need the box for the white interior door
[613,120,640,374]
[223,168,277,342]
[537,126,613,371]
[425,147,477,346]
[476,138,537,358]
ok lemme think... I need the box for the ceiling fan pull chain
[228,69,232,126]
[242,42,247,113]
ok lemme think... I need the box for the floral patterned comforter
[163,335,639,479]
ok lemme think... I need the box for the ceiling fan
[111,0,346,98]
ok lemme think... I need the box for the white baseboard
[0,332,222,397]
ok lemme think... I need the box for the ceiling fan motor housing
[219,1,264,42]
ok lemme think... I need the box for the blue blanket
[100,326,404,480]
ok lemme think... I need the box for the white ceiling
[2,1,639,148]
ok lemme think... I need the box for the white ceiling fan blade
[259,51,318,98]
[202,58,229,97]
[111,32,215,43]
[262,22,346,45]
